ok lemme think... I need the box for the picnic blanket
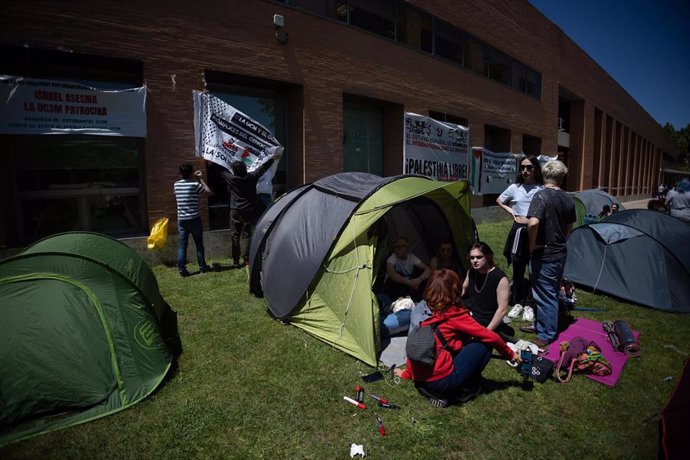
[541,318,640,386]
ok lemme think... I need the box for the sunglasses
[520,165,534,171]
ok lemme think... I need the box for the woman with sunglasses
[496,155,543,321]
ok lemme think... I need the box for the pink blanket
[541,318,640,386]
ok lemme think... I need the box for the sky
[528,0,690,129]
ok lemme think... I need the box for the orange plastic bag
[147,217,169,249]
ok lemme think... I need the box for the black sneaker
[416,385,448,408]
[179,269,191,277]
[199,265,211,274]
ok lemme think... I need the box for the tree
[663,122,690,170]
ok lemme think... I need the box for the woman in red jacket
[394,269,520,407]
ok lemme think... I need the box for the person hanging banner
[0,75,146,137]
[193,91,283,195]
[403,113,469,182]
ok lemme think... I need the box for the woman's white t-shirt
[498,183,543,217]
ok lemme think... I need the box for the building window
[485,47,511,85]
[464,35,485,75]
[0,46,145,247]
[279,0,542,100]
[522,134,542,155]
[8,135,144,245]
[433,19,464,65]
[288,0,338,17]
[396,2,432,53]
[484,124,511,152]
[339,0,395,40]
[428,111,468,127]
[343,105,383,175]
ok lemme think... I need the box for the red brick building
[0,0,676,249]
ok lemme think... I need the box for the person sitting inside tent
[378,236,431,336]
[381,236,431,302]
[429,239,465,278]
[598,204,612,219]
[461,242,516,343]
[610,203,619,213]
[394,269,520,407]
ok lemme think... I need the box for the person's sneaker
[522,305,535,322]
[416,385,448,408]
[199,265,211,274]
[507,304,523,319]
[520,323,536,333]
[179,269,191,277]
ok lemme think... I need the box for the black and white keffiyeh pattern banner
[193,91,283,189]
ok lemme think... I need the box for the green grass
[3,220,690,459]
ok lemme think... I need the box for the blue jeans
[177,217,207,271]
[423,341,491,396]
[529,256,565,342]
[382,310,412,336]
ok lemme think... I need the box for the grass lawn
[3,219,689,459]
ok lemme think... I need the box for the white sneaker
[522,305,535,322]
[508,304,523,319]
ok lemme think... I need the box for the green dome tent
[0,232,179,446]
[249,173,473,366]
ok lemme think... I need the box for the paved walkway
[621,198,652,209]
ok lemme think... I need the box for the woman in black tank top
[461,242,515,342]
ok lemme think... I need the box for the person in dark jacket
[221,154,280,267]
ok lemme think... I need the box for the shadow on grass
[480,377,526,395]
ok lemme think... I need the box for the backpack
[406,321,449,365]
[555,336,612,383]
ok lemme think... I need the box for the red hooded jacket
[400,305,515,382]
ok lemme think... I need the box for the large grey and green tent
[249,173,473,366]
[0,232,178,445]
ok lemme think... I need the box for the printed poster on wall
[0,75,146,136]
[403,113,469,182]
[193,91,283,192]
[471,148,518,195]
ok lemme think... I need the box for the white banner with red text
[403,113,469,182]
[0,75,146,136]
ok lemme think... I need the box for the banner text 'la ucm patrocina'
[0,75,146,137]
[403,113,469,181]
[193,91,283,193]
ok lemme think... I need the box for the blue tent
[564,210,690,312]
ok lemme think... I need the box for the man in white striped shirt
[174,163,213,276]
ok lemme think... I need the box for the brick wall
[0,0,676,246]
